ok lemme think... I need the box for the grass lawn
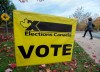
[0,41,100,72]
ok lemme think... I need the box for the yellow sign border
[13,10,77,66]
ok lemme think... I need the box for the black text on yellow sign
[18,44,72,58]
[13,10,76,66]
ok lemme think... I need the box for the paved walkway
[75,32,100,64]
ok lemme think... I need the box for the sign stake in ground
[5,21,8,36]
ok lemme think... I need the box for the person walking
[83,17,93,39]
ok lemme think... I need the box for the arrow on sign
[22,20,72,32]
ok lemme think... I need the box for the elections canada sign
[13,10,76,66]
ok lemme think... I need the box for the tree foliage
[93,17,100,31]
[73,7,91,24]
[72,7,100,31]
[72,7,92,31]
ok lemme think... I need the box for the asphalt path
[92,32,100,39]
[75,32,100,64]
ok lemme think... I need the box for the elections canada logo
[20,18,72,37]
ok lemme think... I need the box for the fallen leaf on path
[84,62,89,68]
[98,60,100,63]
[39,70,43,72]
[9,54,14,57]
[3,48,7,51]
[6,50,11,52]
[88,47,92,49]
[9,63,16,69]
[5,68,12,72]
[53,70,57,72]
[46,68,51,72]
[4,44,7,46]
[63,62,68,65]
[39,64,46,68]
[97,68,100,70]
[0,49,2,52]
[7,47,11,49]
[69,68,74,72]
[92,55,96,58]
[69,59,77,68]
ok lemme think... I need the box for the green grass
[73,43,100,72]
[0,41,100,72]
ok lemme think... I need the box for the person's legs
[83,30,88,37]
[89,30,93,39]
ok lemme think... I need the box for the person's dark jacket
[86,21,93,31]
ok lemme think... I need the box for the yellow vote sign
[13,10,77,66]
[1,13,10,21]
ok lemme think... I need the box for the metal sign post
[5,21,8,36]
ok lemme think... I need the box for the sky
[11,0,100,17]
